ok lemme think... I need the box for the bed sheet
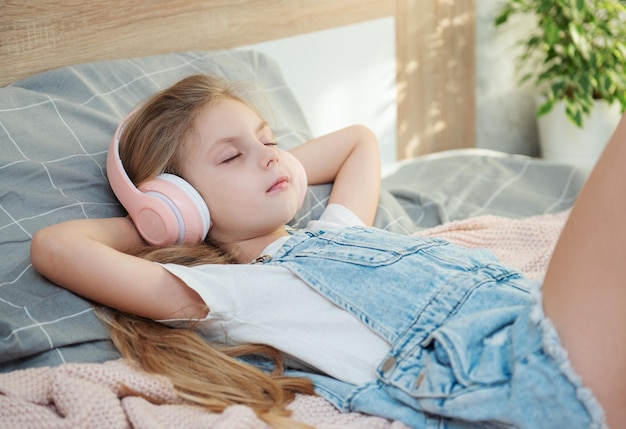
[0,49,588,375]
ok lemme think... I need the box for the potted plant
[494,0,626,169]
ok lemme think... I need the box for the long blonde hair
[104,75,315,428]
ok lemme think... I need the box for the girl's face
[180,98,302,244]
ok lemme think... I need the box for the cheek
[206,196,257,239]
[201,178,250,219]
[190,168,233,200]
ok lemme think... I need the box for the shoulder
[306,203,365,231]
[158,262,301,317]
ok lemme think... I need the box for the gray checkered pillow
[0,50,317,371]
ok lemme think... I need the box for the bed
[0,1,588,427]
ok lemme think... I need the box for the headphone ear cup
[137,173,211,245]
[107,114,209,246]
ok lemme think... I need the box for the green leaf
[526,35,542,48]
[545,18,560,45]
[574,0,585,12]
[577,74,591,94]
[536,99,554,117]
[580,95,594,112]
[617,92,626,110]
[551,80,566,95]
[616,42,626,60]
[602,75,614,93]
[568,22,590,60]
[565,104,583,128]
[538,0,553,15]
[495,15,508,26]
[607,70,626,89]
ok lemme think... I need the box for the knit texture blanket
[0,211,568,428]
[414,210,569,280]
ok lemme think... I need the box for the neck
[224,226,289,263]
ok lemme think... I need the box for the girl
[30,74,624,428]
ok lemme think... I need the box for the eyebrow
[213,121,270,147]
[258,121,270,133]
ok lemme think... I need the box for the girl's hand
[289,125,380,226]
[30,217,206,320]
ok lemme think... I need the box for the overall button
[380,356,396,373]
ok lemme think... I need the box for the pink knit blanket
[0,359,409,428]
[414,210,569,280]
[0,211,568,428]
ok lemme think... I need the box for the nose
[260,143,279,169]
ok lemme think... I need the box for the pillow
[0,50,320,372]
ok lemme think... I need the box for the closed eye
[221,142,277,164]
[221,153,241,163]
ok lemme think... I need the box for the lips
[267,175,289,193]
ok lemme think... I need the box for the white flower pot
[536,100,622,170]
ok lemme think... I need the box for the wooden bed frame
[1,0,475,158]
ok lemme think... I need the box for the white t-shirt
[160,204,391,385]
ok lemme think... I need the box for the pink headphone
[106,114,308,246]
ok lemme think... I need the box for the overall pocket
[423,307,520,391]
[381,308,523,424]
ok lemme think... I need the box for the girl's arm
[30,217,206,320]
[288,125,380,226]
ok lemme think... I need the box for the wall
[246,18,397,166]
[247,3,539,164]
[476,0,539,156]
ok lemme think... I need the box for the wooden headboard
[1,0,475,158]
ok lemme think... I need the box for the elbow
[30,229,50,276]
[352,124,378,145]
[30,228,62,279]
[353,125,380,160]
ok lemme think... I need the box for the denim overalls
[257,226,606,429]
